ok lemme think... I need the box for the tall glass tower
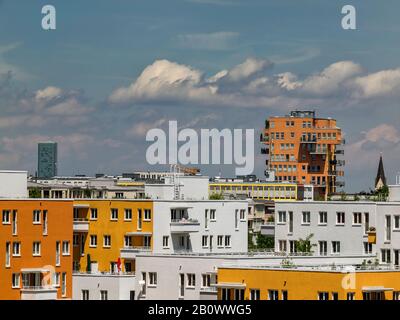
[38,142,58,178]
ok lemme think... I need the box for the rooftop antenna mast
[170,164,181,200]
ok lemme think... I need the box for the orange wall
[0,200,73,300]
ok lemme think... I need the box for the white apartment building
[134,252,373,300]
[274,185,400,266]
[0,170,28,198]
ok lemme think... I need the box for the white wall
[152,200,248,254]
[145,184,175,200]
[0,171,28,198]
[388,185,400,202]
[72,274,136,300]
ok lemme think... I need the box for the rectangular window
[268,290,279,300]
[32,242,41,256]
[336,212,345,225]
[394,216,400,230]
[278,240,287,252]
[217,235,223,247]
[318,292,329,300]
[82,290,89,300]
[393,292,400,300]
[332,241,341,254]
[5,242,11,267]
[12,210,17,235]
[144,209,152,221]
[319,211,327,225]
[2,210,10,224]
[89,235,97,247]
[110,208,118,221]
[239,209,246,221]
[124,236,132,248]
[124,209,132,221]
[100,290,108,300]
[56,241,61,266]
[144,235,151,248]
[187,274,196,287]
[202,235,208,248]
[163,236,169,248]
[61,273,67,297]
[364,242,372,254]
[332,292,338,300]
[12,273,20,288]
[282,290,288,300]
[347,292,355,300]
[278,211,286,223]
[202,274,211,288]
[319,241,327,256]
[381,249,391,263]
[149,272,157,286]
[302,211,311,224]
[250,289,260,300]
[103,235,111,248]
[12,242,21,256]
[210,209,216,221]
[137,209,142,230]
[62,241,70,255]
[73,235,80,247]
[225,235,231,247]
[53,272,60,287]
[353,212,362,225]
[33,210,41,224]
[90,208,98,220]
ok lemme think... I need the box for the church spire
[375,153,387,190]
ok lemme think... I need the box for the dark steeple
[375,154,387,190]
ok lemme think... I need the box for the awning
[125,232,152,236]
[213,282,246,289]
[73,203,90,208]
[362,286,394,292]
[21,268,50,273]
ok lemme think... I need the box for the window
[319,241,327,256]
[73,235,80,247]
[187,274,196,287]
[202,235,208,248]
[250,289,260,300]
[33,210,41,224]
[336,212,345,225]
[5,242,10,267]
[364,212,370,234]
[217,235,223,247]
[2,210,10,224]
[12,242,21,256]
[89,235,97,247]
[394,216,400,230]
[268,290,279,300]
[278,211,286,224]
[124,236,132,248]
[347,292,355,300]
[202,274,211,288]
[225,235,231,247]
[393,292,400,300]
[62,241,70,255]
[61,273,67,296]
[163,236,169,248]
[12,273,20,288]
[364,242,372,254]
[82,290,89,300]
[353,212,362,225]
[239,209,246,221]
[149,272,157,286]
[381,249,391,263]
[32,242,41,256]
[56,241,61,266]
[124,209,132,221]
[319,212,327,225]
[110,208,118,221]
[144,235,151,248]
[302,211,311,224]
[332,292,339,300]
[90,208,98,220]
[53,272,60,287]
[332,241,341,254]
[278,240,287,252]
[100,290,108,300]
[12,211,17,235]
[210,209,216,221]
[282,290,288,300]
[318,292,329,300]
[103,235,111,248]
[144,209,152,221]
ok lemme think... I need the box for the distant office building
[38,142,58,178]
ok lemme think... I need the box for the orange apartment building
[261,110,344,199]
[0,199,73,300]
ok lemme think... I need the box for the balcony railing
[300,137,317,143]
[21,285,55,290]
[171,218,199,224]
[73,271,136,276]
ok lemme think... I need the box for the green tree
[375,185,389,201]
[295,233,316,254]
[256,234,274,249]
[29,188,41,198]
[209,193,224,200]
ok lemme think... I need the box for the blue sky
[1,0,400,191]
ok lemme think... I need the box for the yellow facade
[209,182,298,201]
[73,200,153,273]
[217,267,400,300]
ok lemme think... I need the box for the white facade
[0,170,28,198]
[134,253,373,300]
[274,199,400,266]
[72,273,136,300]
[151,200,248,254]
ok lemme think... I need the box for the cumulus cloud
[109,58,400,109]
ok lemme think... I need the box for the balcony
[310,149,327,155]
[335,149,345,155]
[120,246,151,259]
[170,219,200,234]
[260,222,275,236]
[73,218,89,232]
[20,286,58,300]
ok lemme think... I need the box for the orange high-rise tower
[261,110,344,199]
